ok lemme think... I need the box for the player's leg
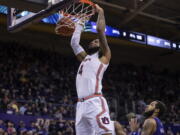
[96,97,113,135]
[85,97,113,135]
[76,117,94,135]
[76,102,95,135]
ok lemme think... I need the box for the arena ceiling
[92,0,180,42]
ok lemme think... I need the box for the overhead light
[172,43,176,48]
[164,41,171,46]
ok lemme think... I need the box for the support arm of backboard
[119,0,155,27]
[7,0,78,32]
[92,0,179,25]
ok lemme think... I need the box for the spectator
[6,104,15,115]
[19,104,28,115]
[17,121,27,135]
[24,106,34,116]
[10,101,19,114]
[6,122,16,135]
[0,120,6,134]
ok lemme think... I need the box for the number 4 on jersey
[78,65,84,75]
[78,58,91,75]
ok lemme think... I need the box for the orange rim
[59,0,95,19]
[80,0,95,6]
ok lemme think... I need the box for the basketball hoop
[55,0,95,36]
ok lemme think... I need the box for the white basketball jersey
[76,52,108,98]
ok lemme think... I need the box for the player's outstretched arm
[129,118,156,135]
[114,121,127,135]
[96,4,111,64]
[71,23,87,62]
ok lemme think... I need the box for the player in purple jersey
[129,101,166,135]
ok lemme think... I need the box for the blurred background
[0,0,179,135]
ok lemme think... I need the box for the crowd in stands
[0,119,75,135]
[0,41,179,134]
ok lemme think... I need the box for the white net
[61,0,95,22]
[55,0,95,35]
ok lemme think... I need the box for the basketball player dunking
[129,101,167,135]
[70,4,113,135]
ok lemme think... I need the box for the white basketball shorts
[75,96,113,135]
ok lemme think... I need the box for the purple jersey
[153,117,165,135]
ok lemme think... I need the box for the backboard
[0,0,78,32]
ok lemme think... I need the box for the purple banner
[0,113,52,126]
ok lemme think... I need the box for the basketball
[55,17,75,36]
